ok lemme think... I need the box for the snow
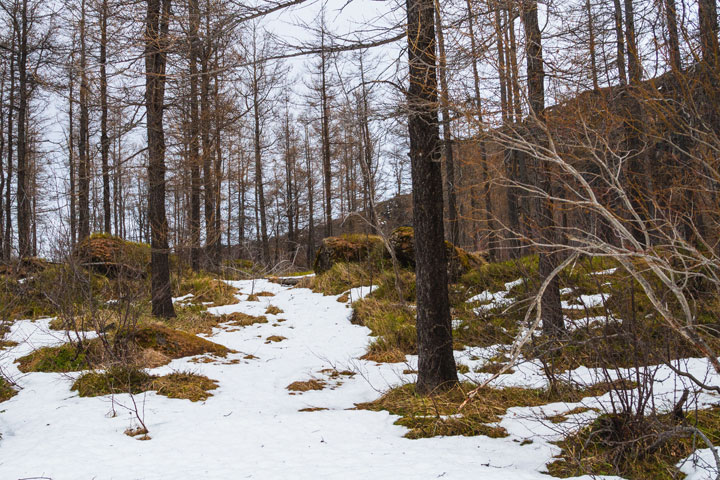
[0,278,718,479]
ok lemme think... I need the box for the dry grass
[221,312,268,327]
[73,367,218,402]
[287,379,326,392]
[176,273,239,307]
[152,372,218,402]
[16,323,232,373]
[299,407,328,412]
[357,381,625,440]
[352,298,416,362]
[547,408,720,479]
[545,406,597,424]
[265,305,284,315]
[361,347,407,363]
[265,335,286,344]
[0,377,17,402]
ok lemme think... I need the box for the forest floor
[0,276,717,479]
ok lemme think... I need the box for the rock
[313,234,386,274]
[73,233,150,278]
[388,226,484,281]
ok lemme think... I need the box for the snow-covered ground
[0,278,717,479]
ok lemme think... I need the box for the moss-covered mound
[16,323,231,373]
[389,227,484,281]
[313,234,386,274]
[73,233,150,278]
[72,366,218,401]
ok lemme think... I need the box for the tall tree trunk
[252,53,269,264]
[16,0,30,258]
[68,56,76,247]
[100,0,111,234]
[612,0,628,85]
[522,0,564,336]
[698,0,719,67]
[585,0,600,90]
[407,0,458,395]
[663,0,682,72]
[200,28,216,265]
[434,5,459,247]
[5,37,15,260]
[320,25,333,238]
[78,0,90,241]
[146,0,176,318]
[464,0,498,258]
[624,0,642,83]
[304,125,315,267]
[188,0,201,270]
[0,60,6,257]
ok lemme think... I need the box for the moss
[152,372,218,402]
[313,234,387,274]
[17,323,230,373]
[547,408,720,479]
[73,233,150,278]
[352,298,417,360]
[16,343,89,373]
[0,377,17,402]
[126,324,230,360]
[357,381,623,440]
[176,272,239,307]
[73,367,217,402]
[72,365,154,396]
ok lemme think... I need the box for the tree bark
[434,6,459,248]
[406,0,458,394]
[100,0,111,234]
[146,0,176,318]
[78,0,90,242]
[16,0,30,258]
[521,0,564,336]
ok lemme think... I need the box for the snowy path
[0,278,693,479]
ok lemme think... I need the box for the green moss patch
[0,377,17,402]
[357,381,625,440]
[73,367,218,402]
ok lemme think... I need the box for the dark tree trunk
[304,125,315,267]
[100,0,111,234]
[5,38,14,260]
[16,0,30,258]
[252,57,269,264]
[78,0,90,242]
[612,0,628,85]
[146,0,176,318]
[465,0,498,258]
[434,6,459,247]
[68,56,76,247]
[663,0,682,72]
[320,27,332,238]
[406,0,458,395]
[188,0,201,270]
[699,0,719,67]
[522,0,564,336]
[624,0,642,83]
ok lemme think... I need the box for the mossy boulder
[73,233,150,278]
[388,227,484,282]
[313,234,386,274]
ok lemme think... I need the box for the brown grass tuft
[265,305,284,315]
[287,379,326,392]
